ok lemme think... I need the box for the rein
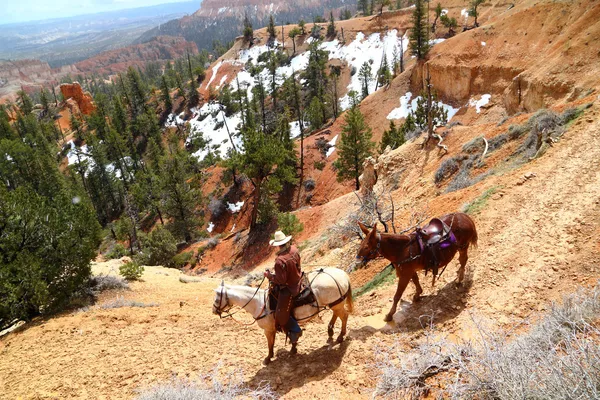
[216,276,268,325]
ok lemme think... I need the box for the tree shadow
[245,339,350,396]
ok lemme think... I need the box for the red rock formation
[74,36,198,76]
[60,82,95,115]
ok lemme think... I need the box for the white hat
[270,230,292,246]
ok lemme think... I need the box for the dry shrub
[374,282,600,400]
[136,366,276,400]
[434,156,461,184]
[99,296,158,309]
[91,275,129,293]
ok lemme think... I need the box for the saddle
[419,218,451,245]
[417,218,457,276]
[268,283,316,312]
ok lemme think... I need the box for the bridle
[356,233,382,263]
[214,277,268,323]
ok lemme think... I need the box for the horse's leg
[335,307,349,344]
[457,248,469,286]
[384,272,412,322]
[263,329,276,365]
[328,313,338,338]
[411,273,423,302]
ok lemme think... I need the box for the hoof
[455,281,463,288]
[335,335,345,344]
[413,295,422,303]
[263,357,271,365]
[384,314,393,322]
[290,346,298,355]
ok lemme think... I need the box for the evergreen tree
[333,105,375,190]
[0,114,101,329]
[304,41,329,110]
[125,66,148,118]
[243,13,254,44]
[432,3,443,33]
[39,88,51,118]
[377,54,392,88]
[187,53,200,107]
[441,14,458,36]
[288,27,301,54]
[227,127,296,229]
[469,0,486,27]
[158,141,202,242]
[359,62,373,99]
[17,90,33,115]
[267,15,277,43]
[161,75,173,113]
[410,0,430,60]
[70,112,84,143]
[358,0,370,15]
[379,120,405,153]
[327,11,337,38]
[298,19,307,35]
[307,97,325,130]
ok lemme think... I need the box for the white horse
[213,267,353,365]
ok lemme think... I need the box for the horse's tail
[470,221,479,250]
[345,284,354,314]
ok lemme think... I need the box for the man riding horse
[264,231,303,345]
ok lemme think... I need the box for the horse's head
[355,222,381,268]
[212,281,232,316]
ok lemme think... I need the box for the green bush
[105,243,128,260]
[277,212,304,237]
[170,252,193,269]
[138,227,178,266]
[119,261,144,281]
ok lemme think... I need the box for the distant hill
[0,2,200,68]
[137,0,354,51]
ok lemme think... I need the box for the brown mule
[356,213,478,322]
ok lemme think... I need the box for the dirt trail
[1,105,599,400]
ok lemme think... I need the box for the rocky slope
[74,36,198,76]
[137,0,353,53]
[0,59,78,102]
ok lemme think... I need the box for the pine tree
[288,27,301,54]
[267,15,277,43]
[227,127,297,229]
[377,54,392,88]
[327,11,337,38]
[379,120,405,153]
[187,53,200,107]
[359,62,373,99]
[298,19,306,35]
[307,97,325,130]
[160,75,173,113]
[39,88,51,118]
[432,3,443,33]
[441,14,458,36]
[469,0,486,27]
[410,0,430,60]
[158,141,202,242]
[333,106,375,190]
[17,90,33,115]
[125,66,148,118]
[243,13,254,44]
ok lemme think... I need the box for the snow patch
[430,38,446,46]
[386,92,413,120]
[217,74,228,89]
[206,61,223,89]
[468,94,491,113]
[289,121,302,138]
[441,9,448,15]
[387,92,459,123]
[481,41,486,46]
[461,8,470,23]
[326,135,338,158]
[207,222,214,233]
[228,201,244,213]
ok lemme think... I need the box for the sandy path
[1,106,599,399]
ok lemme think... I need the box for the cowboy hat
[270,230,292,246]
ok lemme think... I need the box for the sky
[1,0,194,25]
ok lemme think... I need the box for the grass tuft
[462,186,499,215]
[355,264,396,297]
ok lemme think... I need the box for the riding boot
[286,317,302,344]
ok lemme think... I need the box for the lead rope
[219,276,266,321]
